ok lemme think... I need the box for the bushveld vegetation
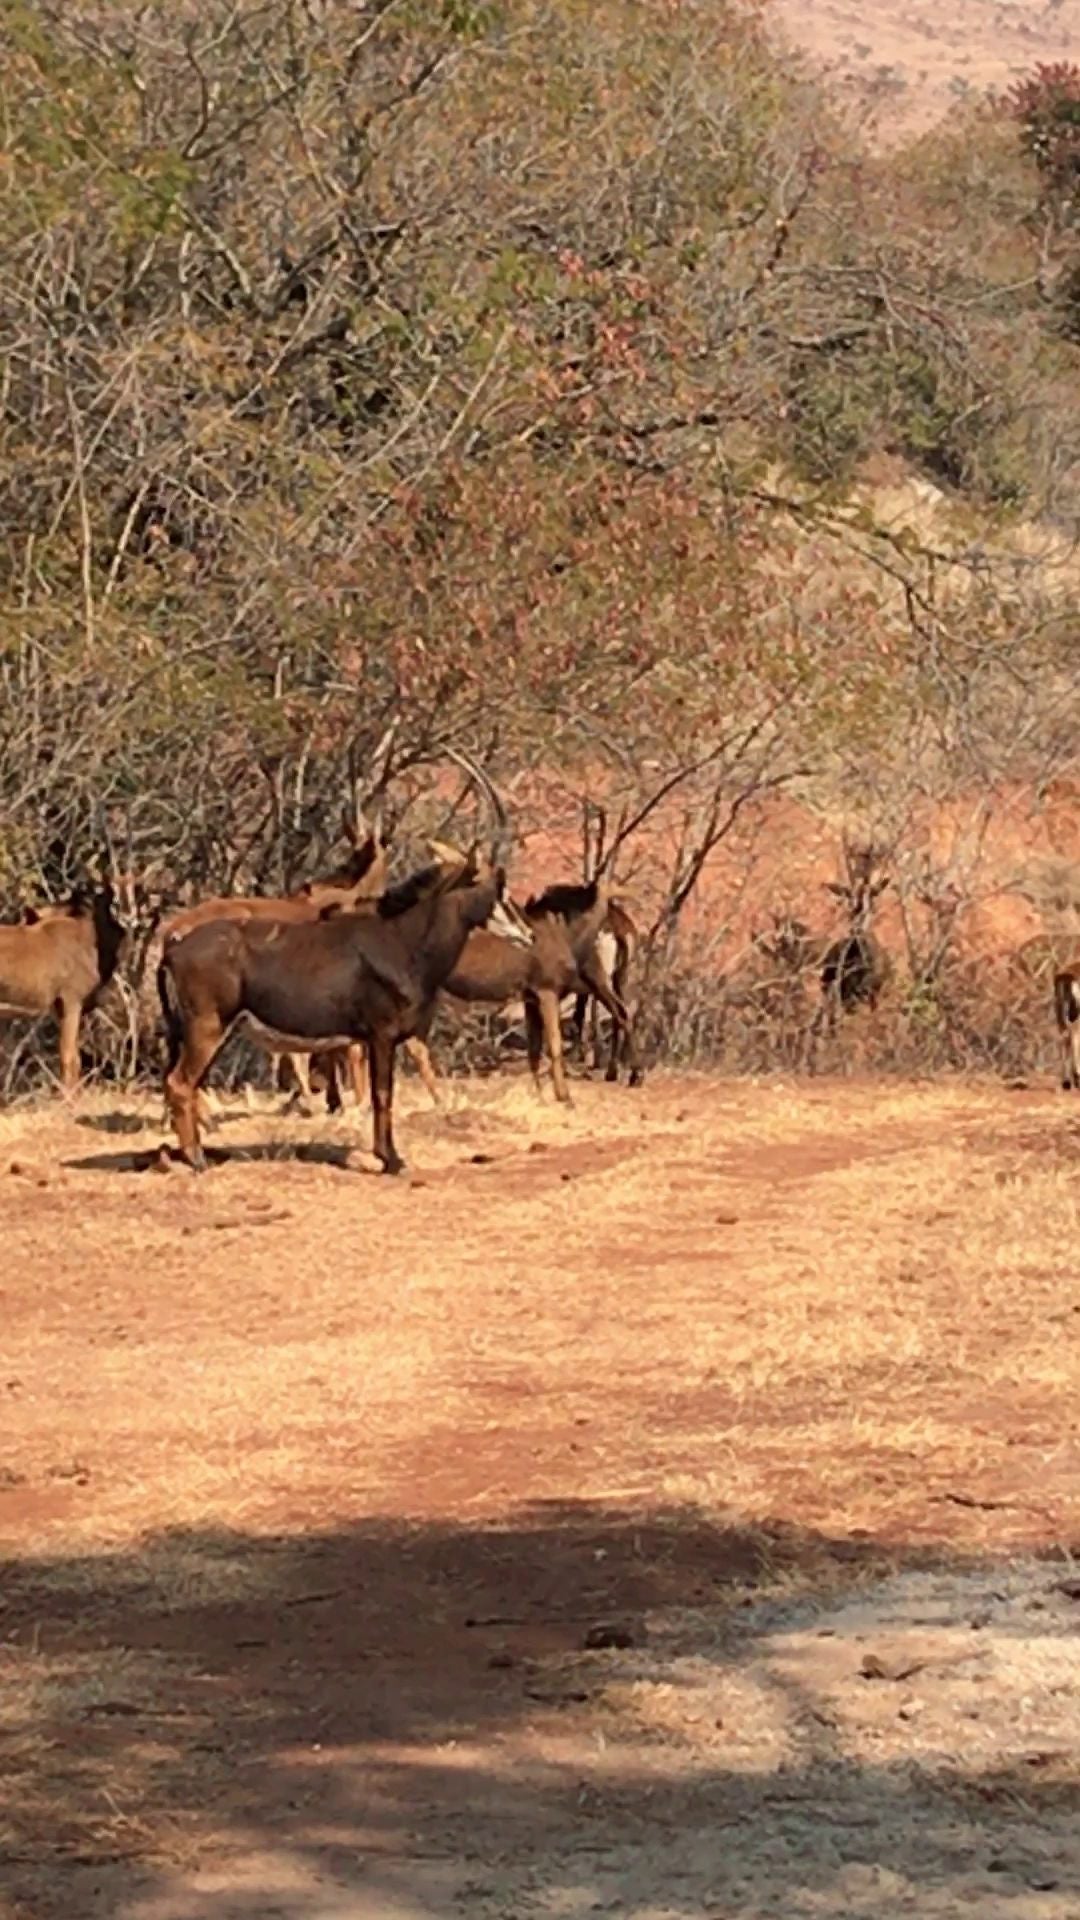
[3,0,1080,1085]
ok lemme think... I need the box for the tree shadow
[2,1503,1077,1918]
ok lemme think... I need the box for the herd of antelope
[3,771,1080,1168]
[0,757,643,1172]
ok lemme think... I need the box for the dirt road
[1,1074,1079,1917]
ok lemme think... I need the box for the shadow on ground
[2,1502,1077,1918]
[62,1138,365,1176]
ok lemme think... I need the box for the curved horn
[94,801,118,888]
[368,720,398,792]
[443,747,511,863]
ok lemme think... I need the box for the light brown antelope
[0,877,134,1094]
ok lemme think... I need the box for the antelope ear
[22,906,41,926]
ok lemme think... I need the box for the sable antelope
[807,842,891,1066]
[159,761,511,1172]
[569,898,639,1081]
[315,888,532,1115]
[1054,969,1080,1089]
[161,811,391,1110]
[392,878,645,1106]
[0,875,135,1093]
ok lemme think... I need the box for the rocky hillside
[768,0,1080,141]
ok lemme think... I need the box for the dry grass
[2,1070,1080,1917]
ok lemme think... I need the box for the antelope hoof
[629,1069,644,1088]
[605,1064,619,1083]
[187,1147,208,1174]
[379,1150,406,1176]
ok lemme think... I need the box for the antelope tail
[157,957,183,1076]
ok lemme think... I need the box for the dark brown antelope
[159,838,507,1173]
[0,875,135,1093]
[159,757,512,1171]
[807,841,891,1067]
[161,810,391,1111]
[316,881,529,1115]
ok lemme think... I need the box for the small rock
[715,1213,738,1226]
[9,1161,33,1179]
[860,1653,892,1681]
